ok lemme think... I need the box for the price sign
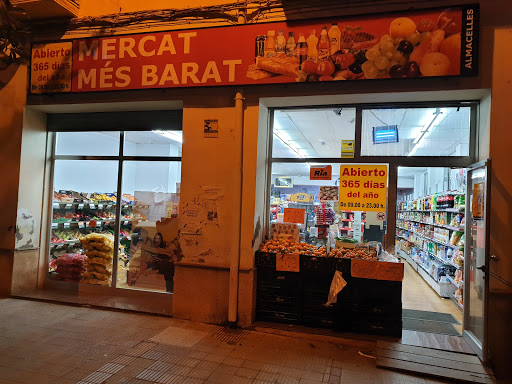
[276,253,300,272]
[283,208,305,224]
[88,220,97,228]
[338,164,388,212]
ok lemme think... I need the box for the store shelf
[395,226,460,249]
[447,275,463,288]
[396,208,463,213]
[341,219,366,222]
[396,218,464,232]
[448,292,464,311]
[397,248,447,298]
[53,201,135,207]
[53,219,134,224]
[51,239,81,246]
[444,258,462,269]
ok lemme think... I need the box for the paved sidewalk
[0,298,448,384]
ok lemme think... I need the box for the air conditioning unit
[10,0,79,19]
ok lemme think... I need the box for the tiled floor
[0,298,451,384]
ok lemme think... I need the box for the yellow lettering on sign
[31,42,73,94]
[338,164,388,212]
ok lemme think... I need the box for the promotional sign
[276,253,300,272]
[283,208,306,224]
[270,223,299,243]
[310,165,332,180]
[31,42,72,93]
[341,140,355,158]
[30,5,479,94]
[290,193,314,203]
[204,119,218,138]
[351,259,404,281]
[338,164,388,212]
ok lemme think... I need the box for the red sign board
[30,5,478,93]
[283,208,305,224]
[310,165,332,180]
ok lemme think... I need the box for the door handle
[476,265,486,271]
[491,254,500,262]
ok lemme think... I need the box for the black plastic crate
[351,301,402,317]
[350,314,402,337]
[300,255,336,273]
[256,309,302,324]
[333,258,352,277]
[303,314,335,329]
[350,279,402,304]
[255,251,276,267]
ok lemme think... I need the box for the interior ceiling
[273,107,471,158]
[102,131,182,145]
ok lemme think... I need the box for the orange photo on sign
[283,208,305,224]
[310,165,332,180]
[276,253,300,272]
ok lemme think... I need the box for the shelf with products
[448,291,464,311]
[395,223,462,250]
[396,232,453,266]
[396,208,462,213]
[398,218,463,232]
[446,275,463,288]
[396,191,465,212]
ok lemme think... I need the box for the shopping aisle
[402,260,463,332]
[400,261,476,354]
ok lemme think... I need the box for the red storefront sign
[30,4,478,94]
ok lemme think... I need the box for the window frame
[46,114,182,292]
[267,101,479,248]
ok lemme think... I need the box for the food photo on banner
[30,5,478,93]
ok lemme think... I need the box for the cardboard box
[335,241,357,249]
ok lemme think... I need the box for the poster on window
[30,5,478,93]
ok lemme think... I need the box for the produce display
[49,253,87,282]
[80,234,114,286]
[51,229,86,243]
[53,190,136,205]
[259,238,326,256]
[328,247,377,260]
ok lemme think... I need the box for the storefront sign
[351,259,404,281]
[283,208,305,224]
[341,140,355,158]
[290,193,313,203]
[30,5,479,94]
[338,164,388,212]
[30,42,72,93]
[310,165,332,180]
[276,253,300,272]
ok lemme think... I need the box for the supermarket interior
[262,104,481,345]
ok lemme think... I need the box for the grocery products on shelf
[49,253,87,283]
[396,193,465,307]
[80,234,114,286]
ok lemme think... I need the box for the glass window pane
[55,132,120,156]
[49,160,119,287]
[270,162,386,246]
[361,107,471,156]
[119,161,181,294]
[124,131,182,157]
[272,108,356,158]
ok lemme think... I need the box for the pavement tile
[222,356,245,367]
[196,360,220,371]
[235,367,259,379]
[242,360,265,370]
[186,368,213,380]
[207,371,254,384]
[277,374,301,384]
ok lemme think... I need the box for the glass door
[463,159,491,360]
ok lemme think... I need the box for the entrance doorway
[261,102,485,357]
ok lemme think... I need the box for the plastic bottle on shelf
[318,27,330,61]
[286,32,296,56]
[276,30,286,54]
[264,30,276,58]
[306,30,319,62]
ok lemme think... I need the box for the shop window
[272,108,356,158]
[361,107,471,157]
[270,162,386,246]
[119,161,181,293]
[55,131,120,156]
[49,130,181,293]
[124,131,182,157]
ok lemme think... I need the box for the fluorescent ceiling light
[274,130,306,158]
[153,130,183,143]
